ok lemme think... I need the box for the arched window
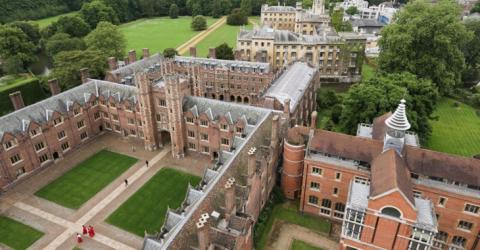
[212,94,216,99]
[243,97,249,103]
[230,95,235,101]
[236,96,242,102]
[219,95,224,101]
[381,207,401,218]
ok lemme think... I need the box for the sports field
[191,17,259,57]
[0,215,44,250]
[106,167,201,236]
[35,150,137,209]
[119,16,217,56]
[426,98,480,157]
[31,11,78,28]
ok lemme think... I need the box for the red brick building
[282,100,480,250]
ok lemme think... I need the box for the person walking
[82,225,87,235]
[76,233,83,244]
[146,160,149,168]
[88,225,96,238]
[124,179,128,187]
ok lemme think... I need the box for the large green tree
[331,8,352,32]
[0,25,37,72]
[378,0,472,94]
[169,4,180,18]
[463,20,480,86]
[215,43,234,60]
[42,16,91,38]
[85,21,126,59]
[45,33,86,56]
[8,21,41,46]
[80,0,119,28]
[471,1,480,14]
[53,49,108,89]
[227,8,248,25]
[340,72,439,140]
[191,15,207,31]
[240,0,252,16]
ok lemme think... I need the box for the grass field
[291,240,325,250]
[106,168,201,236]
[192,16,259,57]
[35,150,137,209]
[426,98,480,157]
[256,202,331,250]
[30,11,78,28]
[119,16,217,56]
[0,74,35,92]
[0,215,44,250]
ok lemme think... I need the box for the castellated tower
[136,71,159,151]
[312,0,325,14]
[165,74,189,158]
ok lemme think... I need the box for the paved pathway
[12,148,171,250]
[176,16,226,55]
[269,221,339,250]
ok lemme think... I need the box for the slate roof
[111,53,164,78]
[351,19,385,27]
[238,26,343,44]
[262,5,296,12]
[174,56,270,73]
[0,80,137,140]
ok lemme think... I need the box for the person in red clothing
[76,233,83,243]
[82,225,87,235]
[88,225,95,238]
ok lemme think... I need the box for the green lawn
[0,74,35,92]
[361,62,376,82]
[35,150,137,209]
[119,16,217,56]
[0,215,44,250]
[426,98,480,157]
[191,17,258,57]
[291,240,325,250]
[106,168,201,236]
[256,202,331,250]
[30,11,78,28]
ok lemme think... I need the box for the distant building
[350,18,385,34]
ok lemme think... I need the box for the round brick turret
[281,127,308,199]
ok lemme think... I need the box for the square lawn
[35,150,137,209]
[106,167,201,236]
[0,215,44,250]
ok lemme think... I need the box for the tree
[2,56,25,75]
[80,0,119,28]
[316,89,339,109]
[471,1,480,14]
[463,20,480,86]
[302,0,313,9]
[211,0,226,18]
[331,8,352,31]
[169,4,180,18]
[55,16,92,37]
[191,15,207,31]
[346,6,358,15]
[215,43,234,60]
[378,0,472,95]
[240,0,252,16]
[340,72,439,140]
[0,25,36,72]
[101,0,130,23]
[53,49,108,89]
[85,21,126,59]
[45,33,86,56]
[227,8,248,25]
[8,22,41,46]
[163,48,178,58]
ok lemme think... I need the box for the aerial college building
[282,101,480,250]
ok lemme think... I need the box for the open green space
[30,11,78,28]
[119,16,217,56]
[291,240,325,250]
[35,150,137,209]
[106,167,201,236]
[426,98,480,157]
[0,75,49,116]
[191,16,259,57]
[0,215,44,250]
[256,201,331,250]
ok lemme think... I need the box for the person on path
[146,160,149,167]
[124,179,128,187]
[76,233,83,243]
[82,225,87,235]
[88,225,96,238]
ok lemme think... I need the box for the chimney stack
[284,98,291,116]
[208,48,216,59]
[108,57,118,71]
[128,50,137,63]
[9,91,25,110]
[48,78,61,96]
[190,47,197,57]
[142,48,150,58]
[80,68,90,84]
[310,111,318,129]
[196,214,211,250]
[224,177,237,221]
[247,147,257,185]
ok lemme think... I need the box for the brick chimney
[9,91,25,110]
[225,177,236,221]
[311,111,318,129]
[80,68,90,84]
[190,47,197,57]
[128,50,137,63]
[247,147,257,186]
[142,48,150,58]
[108,57,118,71]
[208,48,216,59]
[48,78,61,96]
[196,214,210,250]
[270,115,279,148]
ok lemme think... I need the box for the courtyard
[0,215,43,250]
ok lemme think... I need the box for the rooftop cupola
[383,99,411,154]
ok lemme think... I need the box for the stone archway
[159,130,171,147]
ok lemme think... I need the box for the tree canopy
[463,20,480,86]
[163,48,178,58]
[80,0,119,28]
[215,43,234,60]
[378,0,472,95]
[331,8,352,32]
[191,15,207,31]
[345,6,358,15]
[8,22,41,46]
[240,0,252,16]
[227,8,248,25]
[0,25,37,73]
[85,21,126,59]
[169,4,180,18]
[471,1,480,14]
[46,32,86,56]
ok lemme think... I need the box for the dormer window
[200,120,208,127]
[236,126,244,134]
[220,124,228,131]
[4,139,17,150]
[186,117,194,124]
[53,117,63,126]
[100,100,107,106]
[30,127,41,137]
[73,108,81,116]
[381,207,401,219]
